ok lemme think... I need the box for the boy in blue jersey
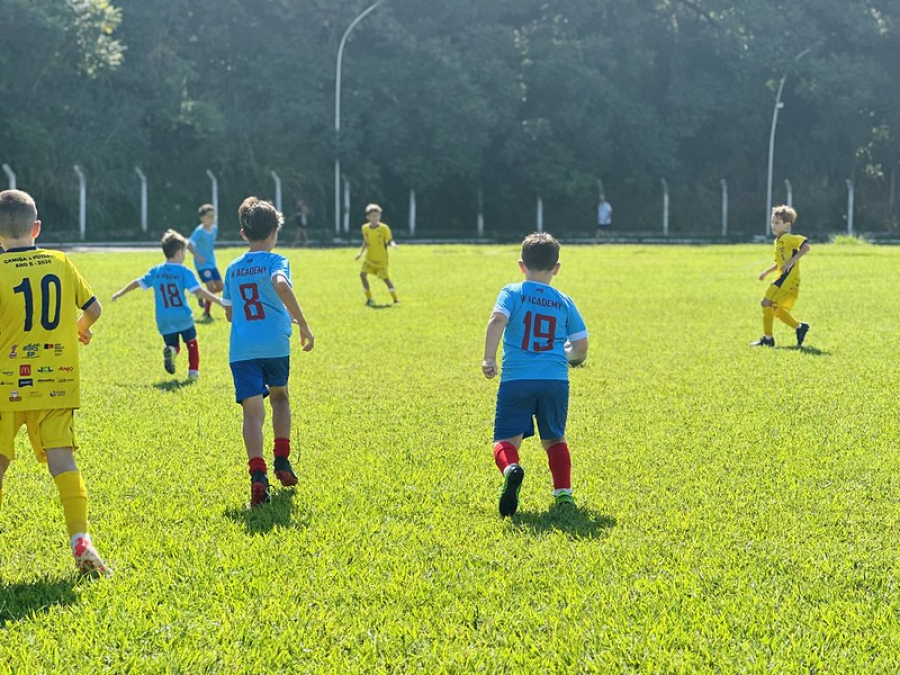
[188,204,222,320]
[112,230,223,379]
[222,197,315,507]
[482,233,589,517]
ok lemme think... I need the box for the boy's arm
[192,287,224,307]
[566,337,589,360]
[354,240,368,260]
[272,275,315,352]
[111,280,140,301]
[758,264,778,281]
[781,241,810,275]
[482,311,508,379]
[187,241,205,265]
[78,299,102,345]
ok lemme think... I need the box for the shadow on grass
[512,505,616,540]
[0,577,78,627]
[152,379,197,392]
[367,303,395,310]
[777,345,831,356]
[224,489,307,535]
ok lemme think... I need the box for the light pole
[335,0,385,236]
[765,46,815,235]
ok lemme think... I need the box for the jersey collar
[3,245,38,252]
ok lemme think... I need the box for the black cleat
[250,471,271,507]
[750,336,775,347]
[796,323,810,347]
[273,456,298,487]
[498,465,525,518]
[163,346,177,374]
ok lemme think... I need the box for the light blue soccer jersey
[222,251,293,363]
[189,224,218,271]
[493,281,588,382]
[138,262,201,335]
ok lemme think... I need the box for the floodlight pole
[205,169,218,221]
[73,165,86,240]
[270,170,282,213]
[721,179,728,237]
[2,163,15,189]
[135,167,148,232]
[335,0,385,236]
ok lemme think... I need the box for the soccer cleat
[498,464,525,518]
[163,346,177,374]
[187,370,200,380]
[250,471,271,508]
[554,492,576,509]
[73,537,110,577]
[273,456,298,487]
[750,336,775,348]
[365,298,375,307]
[198,297,206,309]
[796,323,810,347]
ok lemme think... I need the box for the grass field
[2,241,900,672]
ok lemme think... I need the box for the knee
[761,298,773,307]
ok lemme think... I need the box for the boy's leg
[383,277,398,303]
[184,327,200,379]
[494,436,525,518]
[268,385,297,487]
[241,395,271,507]
[536,381,574,506]
[494,381,539,518]
[774,306,798,328]
[360,271,373,304]
[163,333,179,374]
[203,277,222,317]
[752,297,776,347]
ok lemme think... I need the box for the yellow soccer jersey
[362,222,392,265]
[0,247,95,411]
[773,232,807,284]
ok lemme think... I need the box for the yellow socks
[775,307,799,329]
[54,471,88,538]
[389,288,398,302]
[763,305,775,336]
[364,289,373,300]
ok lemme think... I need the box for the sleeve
[566,299,589,342]
[67,257,95,310]
[221,269,232,307]
[361,224,368,241]
[383,224,393,243]
[188,227,200,246]
[137,267,154,290]
[270,255,292,287]
[493,286,516,318]
[184,267,201,293]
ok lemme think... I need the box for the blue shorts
[493,379,569,442]
[230,357,290,403]
[162,325,197,348]
[197,268,222,283]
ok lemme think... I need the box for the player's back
[190,224,218,269]
[223,251,293,362]
[495,281,587,382]
[139,262,197,335]
[0,247,94,410]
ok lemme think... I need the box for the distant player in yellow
[751,205,811,348]
[354,203,398,306]
[0,190,109,575]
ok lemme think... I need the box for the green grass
[2,242,900,672]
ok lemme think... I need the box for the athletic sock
[493,442,520,474]
[546,442,572,491]
[186,339,200,372]
[775,307,799,329]
[763,305,775,336]
[54,471,88,538]
[364,289,373,300]
[248,457,267,476]
[274,437,290,459]
[389,288,398,302]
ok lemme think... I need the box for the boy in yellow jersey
[751,205,811,348]
[354,203,398,306]
[0,190,109,575]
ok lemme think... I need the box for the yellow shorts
[764,283,798,310]
[361,260,390,280]
[0,408,77,463]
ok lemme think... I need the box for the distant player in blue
[112,230,223,379]
[187,203,222,320]
[482,233,589,517]
[223,197,315,508]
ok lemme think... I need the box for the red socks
[186,339,200,372]
[493,442,520,474]
[546,443,571,491]
[248,457,267,475]
[274,438,290,459]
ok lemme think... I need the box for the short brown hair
[772,205,797,226]
[199,203,216,218]
[239,196,283,241]
[161,229,188,258]
[0,189,38,238]
[521,232,560,271]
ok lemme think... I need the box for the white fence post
[135,167,148,233]
[1,163,15,189]
[477,188,484,237]
[342,177,351,234]
[73,165,86,240]
[408,188,416,237]
[270,171,282,213]
[784,179,793,207]
[721,179,728,237]
[205,170,218,221]
[846,179,855,236]
[661,179,669,236]
[536,197,543,233]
